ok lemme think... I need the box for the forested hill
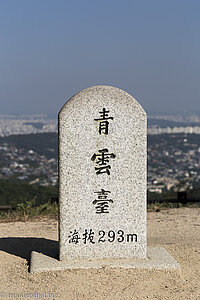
[0,132,58,159]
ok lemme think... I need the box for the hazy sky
[0,0,200,115]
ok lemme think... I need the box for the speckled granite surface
[59,86,147,261]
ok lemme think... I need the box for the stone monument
[30,85,180,272]
[59,85,147,261]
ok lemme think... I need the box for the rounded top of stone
[59,85,146,117]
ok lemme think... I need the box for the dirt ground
[0,207,199,300]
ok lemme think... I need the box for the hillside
[0,132,58,159]
[0,132,200,208]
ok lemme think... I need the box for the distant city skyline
[1,1,200,115]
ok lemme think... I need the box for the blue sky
[0,0,200,115]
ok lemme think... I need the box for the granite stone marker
[30,85,180,272]
[59,85,147,260]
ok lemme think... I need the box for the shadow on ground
[0,237,58,262]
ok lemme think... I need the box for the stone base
[30,247,180,273]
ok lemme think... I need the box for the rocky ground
[0,207,199,300]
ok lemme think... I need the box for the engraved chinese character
[93,189,113,214]
[94,108,113,135]
[91,148,116,175]
[68,229,81,244]
[82,229,95,244]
